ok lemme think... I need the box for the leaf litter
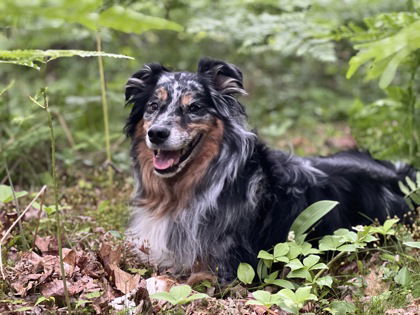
[0,174,418,314]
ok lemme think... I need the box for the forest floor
[0,123,419,314]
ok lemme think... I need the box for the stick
[0,185,47,279]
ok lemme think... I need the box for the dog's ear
[125,63,169,103]
[197,57,246,96]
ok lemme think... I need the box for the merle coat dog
[124,58,416,280]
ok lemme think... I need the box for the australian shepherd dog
[124,58,416,281]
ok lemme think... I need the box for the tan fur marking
[135,119,224,217]
[181,93,193,106]
[156,87,168,102]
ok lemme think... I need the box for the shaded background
[1,0,419,187]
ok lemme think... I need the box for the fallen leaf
[99,243,121,276]
[186,271,217,287]
[112,264,141,294]
[364,268,388,297]
[35,236,58,254]
[145,276,177,295]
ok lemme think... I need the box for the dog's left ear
[125,63,169,104]
[197,57,246,96]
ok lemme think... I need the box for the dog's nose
[148,127,170,144]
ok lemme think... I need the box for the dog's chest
[126,208,173,266]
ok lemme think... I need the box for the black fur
[125,58,417,281]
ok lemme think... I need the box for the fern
[346,19,420,88]
[0,50,133,70]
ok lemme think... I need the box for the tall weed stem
[96,32,113,187]
[42,90,72,312]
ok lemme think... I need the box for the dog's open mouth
[152,134,203,175]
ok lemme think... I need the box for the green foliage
[246,287,317,314]
[0,49,133,70]
[237,262,255,284]
[337,8,420,165]
[98,6,182,34]
[403,241,420,249]
[34,296,55,306]
[74,291,102,309]
[246,290,283,308]
[237,214,404,313]
[346,18,420,88]
[326,301,356,315]
[0,0,182,33]
[149,285,208,305]
[0,185,27,203]
[394,266,412,287]
[289,200,339,239]
[398,172,420,209]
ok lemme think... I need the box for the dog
[124,57,417,281]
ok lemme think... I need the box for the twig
[104,160,122,174]
[32,188,46,250]
[0,185,47,279]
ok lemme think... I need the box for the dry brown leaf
[35,236,58,254]
[93,278,120,314]
[385,298,420,315]
[186,271,217,287]
[112,264,141,294]
[99,243,121,276]
[40,279,68,297]
[145,275,177,294]
[364,268,389,297]
[40,277,94,297]
[62,249,78,277]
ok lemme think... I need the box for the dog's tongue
[153,150,181,170]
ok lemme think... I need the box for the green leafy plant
[246,290,283,308]
[74,291,102,309]
[398,172,420,209]
[289,200,339,239]
[237,197,403,314]
[149,285,208,305]
[0,185,27,203]
[340,9,420,164]
[246,287,317,314]
[237,262,255,284]
[0,50,133,70]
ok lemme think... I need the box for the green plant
[29,88,71,311]
[149,285,208,306]
[289,200,339,239]
[398,171,420,209]
[0,185,27,203]
[74,290,102,309]
[340,8,420,165]
[246,287,317,314]
[237,197,404,314]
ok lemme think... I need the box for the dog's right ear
[125,63,169,104]
[197,57,246,96]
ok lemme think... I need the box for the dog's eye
[188,103,201,113]
[147,102,159,113]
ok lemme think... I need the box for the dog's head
[125,58,246,178]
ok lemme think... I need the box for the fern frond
[0,49,134,70]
